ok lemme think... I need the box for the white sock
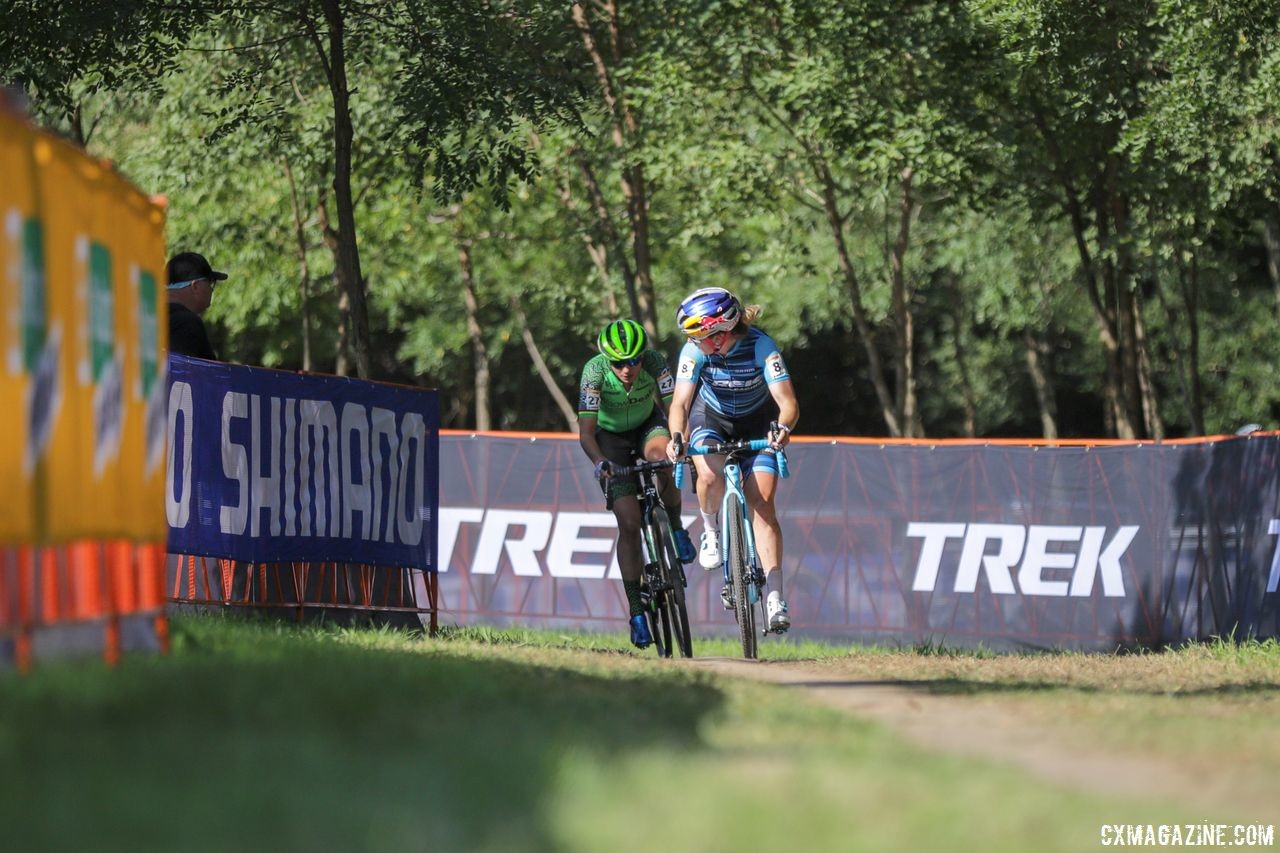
[765,569,783,597]
[701,510,719,534]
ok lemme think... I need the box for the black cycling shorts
[687,396,780,477]
[596,408,671,499]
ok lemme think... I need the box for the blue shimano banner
[166,355,439,570]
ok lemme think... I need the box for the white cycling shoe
[699,531,720,570]
[767,591,791,633]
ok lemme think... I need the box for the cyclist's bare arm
[578,413,607,467]
[767,378,799,449]
[666,381,696,459]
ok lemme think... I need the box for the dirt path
[687,657,1263,818]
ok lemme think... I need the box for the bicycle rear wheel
[655,513,693,658]
[725,496,757,660]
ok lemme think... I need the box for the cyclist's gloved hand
[593,460,613,482]
[668,433,685,461]
[769,421,792,449]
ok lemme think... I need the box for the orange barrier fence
[167,556,438,634]
[0,542,169,672]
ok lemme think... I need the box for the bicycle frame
[632,467,670,583]
[675,437,789,658]
[606,458,693,658]
[718,455,762,605]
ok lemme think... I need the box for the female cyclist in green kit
[578,319,697,648]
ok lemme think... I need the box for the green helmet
[597,319,647,361]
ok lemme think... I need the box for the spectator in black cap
[166,251,228,359]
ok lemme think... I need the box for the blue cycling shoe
[673,528,697,564]
[629,614,653,649]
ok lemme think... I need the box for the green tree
[675,0,998,437]
[4,0,586,382]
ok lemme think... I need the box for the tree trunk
[624,163,657,335]
[445,391,470,430]
[538,132,622,317]
[1132,290,1163,440]
[570,150,635,316]
[309,0,372,379]
[889,167,921,437]
[1095,173,1136,438]
[455,231,491,431]
[570,1,657,336]
[942,279,977,438]
[949,296,977,438]
[1033,106,1136,438]
[300,263,312,371]
[1154,249,1205,437]
[283,158,313,372]
[807,143,900,437]
[1262,216,1280,317]
[1181,252,1205,435]
[1091,222,1135,438]
[69,102,86,147]
[315,195,349,375]
[1021,328,1059,439]
[512,296,578,431]
[334,290,350,377]
[1112,276,1144,438]
[1105,169,1146,438]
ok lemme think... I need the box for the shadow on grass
[777,677,1280,699]
[0,617,725,852]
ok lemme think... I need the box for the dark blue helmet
[676,287,741,338]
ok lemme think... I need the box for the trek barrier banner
[166,355,440,570]
[0,107,168,545]
[438,432,1280,651]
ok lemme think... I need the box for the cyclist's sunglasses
[610,356,643,368]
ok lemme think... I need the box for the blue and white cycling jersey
[675,326,791,417]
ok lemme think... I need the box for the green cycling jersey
[577,350,675,433]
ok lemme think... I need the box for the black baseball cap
[167,252,228,286]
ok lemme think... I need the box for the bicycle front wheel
[655,513,693,658]
[646,606,669,658]
[725,496,757,660]
[643,522,673,658]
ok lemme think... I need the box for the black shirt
[168,303,217,360]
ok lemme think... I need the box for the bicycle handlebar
[609,458,675,479]
[602,458,677,511]
[672,436,790,487]
[685,438,773,456]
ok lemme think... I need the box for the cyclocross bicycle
[606,459,694,658]
[675,436,790,660]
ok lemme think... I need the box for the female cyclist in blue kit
[665,288,799,632]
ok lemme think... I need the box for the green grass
[436,622,864,660]
[0,615,1262,852]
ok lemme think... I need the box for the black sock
[765,569,783,597]
[623,579,644,617]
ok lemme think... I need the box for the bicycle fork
[640,509,674,607]
[720,461,763,606]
